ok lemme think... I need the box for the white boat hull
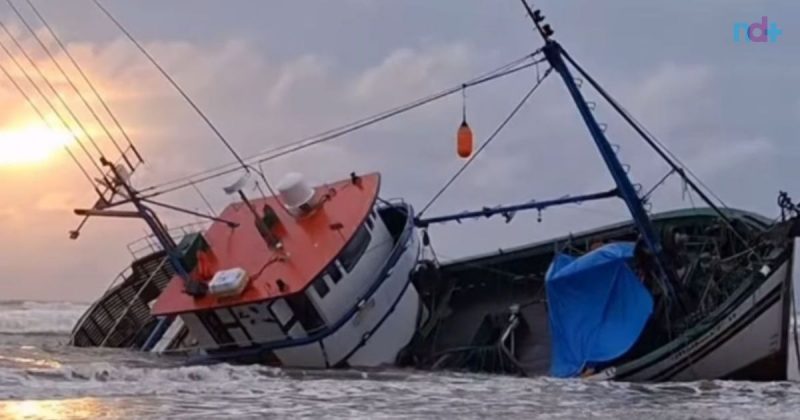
[592,252,793,382]
[161,203,425,369]
[274,229,422,368]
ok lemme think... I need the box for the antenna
[517,2,684,309]
[73,156,240,297]
[520,0,554,42]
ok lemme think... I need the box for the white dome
[276,172,316,213]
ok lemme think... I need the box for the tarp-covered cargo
[546,242,653,377]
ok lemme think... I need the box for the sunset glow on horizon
[0,124,74,166]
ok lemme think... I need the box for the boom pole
[520,1,680,302]
[74,158,209,297]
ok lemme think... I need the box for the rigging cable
[16,0,137,168]
[793,284,800,378]
[135,54,547,200]
[679,175,697,209]
[418,67,553,216]
[189,181,217,217]
[245,54,539,159]
[642,169,675,202]
[559,49,735,219]
[139,53,543,196]
[0,59,99,193]
[0,22,107,178]
[90,0,249,173]
[0,15,106,161]
[226,51,541,189]
[618,100,729,209]
[25,0,141,163]
[256,162,279,197]
[559,48,754,251]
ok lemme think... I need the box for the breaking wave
[2,360,800,419]
[1,300,799,418]
[0,300,86,335]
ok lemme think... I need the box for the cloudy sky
[0,0,796,301]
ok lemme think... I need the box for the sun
[0,124,73,166]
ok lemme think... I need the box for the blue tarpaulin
[545,242,653,377]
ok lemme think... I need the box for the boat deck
[152,173,380,316]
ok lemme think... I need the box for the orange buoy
[457,120,473,158]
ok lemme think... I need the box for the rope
[22,0,139,166]
[255,162,279,198]
[792,274,800,377]
[683,178,697,209]
[642,169,675,202]
[242,51,539,172]
[0,22,107,178]
[99,257,168,347]
[418,67,553,216]
[616,103,730,210]
[190,181,217,217]
[559,48,755,253]
[134,54,547,201]
[0,58,98,191]
[91,0,248,172]
[0,14,108,160]
[559,49,731,212]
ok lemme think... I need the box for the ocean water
[1,301,800,419]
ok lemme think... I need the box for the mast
[74,159,240,297]
[521,1,679,300]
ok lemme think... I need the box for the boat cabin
[152,172,401,359]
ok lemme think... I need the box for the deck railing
[125,221,210,259]
[70,253,172,347]
[98,257,169,347]
[70,264,134,341]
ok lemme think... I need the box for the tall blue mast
[521,2,678,300]
[546,41,676,296]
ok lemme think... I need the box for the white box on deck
[208,268,249,297]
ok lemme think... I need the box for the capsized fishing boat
[57,2,799,381]
[151,172,424,368]
[408,206,799,381]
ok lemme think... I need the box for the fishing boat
[51,2,799,381]
[148,172,424,368]
[408,206,799,381]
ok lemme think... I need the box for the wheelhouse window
[327,264,343,284]
[285,293,325,331]
[312,276,330,298]
[339,225,371,272]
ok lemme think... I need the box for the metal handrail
[69,264,135,344]
[126,220,210,259]
[103,265,133,295]
[498,309,525,374]
[72,221,206,345]
[98,257,169,347]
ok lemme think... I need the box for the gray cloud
[0,0,795,301]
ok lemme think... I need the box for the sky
[0,0,797,301]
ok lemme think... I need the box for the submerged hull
[595,254,792,381]
[187,218,422,368]
[72,207,797,382]
[71,182,426,371]
[410,208,797,382]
